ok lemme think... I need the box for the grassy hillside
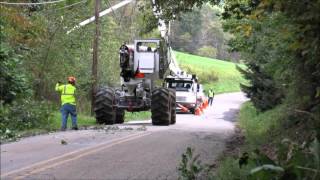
[175,51,246,94]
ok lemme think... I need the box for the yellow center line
[1,132,151,179]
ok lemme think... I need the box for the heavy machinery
[94,38,177,125]
[93,1,208,124]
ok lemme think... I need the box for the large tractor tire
[151,87,171,125]
[169,89,176,124]
[115,109,125,124]
[94,87,115,125]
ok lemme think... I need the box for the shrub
[178,147,206,180]
[237,64,284,112]
[196,46,218,59]
[0,99,53,140]
[216,138,320,180]
[0,42,31,104]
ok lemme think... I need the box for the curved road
[1,92,247,180]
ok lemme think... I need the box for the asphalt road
[1,92,247,180]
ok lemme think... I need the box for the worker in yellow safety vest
[208,88,215,106]
[55,76,78,131]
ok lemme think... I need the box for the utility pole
[91,0,101,115]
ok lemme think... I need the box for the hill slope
[175,51,245,94]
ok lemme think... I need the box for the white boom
[67,0,133,34]
[151,1,182,76]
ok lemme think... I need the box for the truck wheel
[115,109,125,124]
[190,108,195,114]
[151,87,171,125]
[94,87,115,125]
[169,89,176,124]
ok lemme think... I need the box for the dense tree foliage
[0,0,155,108]
[157,0,320,126]
[155,0,320,178]
[0,0,157,138]
[0,37,30,104]
[170,5,239,61]
[222,0,320,117]
[154,0,220,20]
[1,1,319,174]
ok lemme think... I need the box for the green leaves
[250,164,284,179]
[154,0,222,21]
[178,147,205,180]
[221,138,320,179]
[0,42,30,104]
[310,138,320,176]
[0,98,53,141]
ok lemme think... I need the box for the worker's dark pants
[60,104,77,130]
[208,97,214,106]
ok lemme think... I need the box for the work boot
[72,127,78,130]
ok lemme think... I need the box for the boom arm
[151,1,182,77]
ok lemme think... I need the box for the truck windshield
[168,81,192,91]
[136,42,157,53]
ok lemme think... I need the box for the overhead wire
[0,0,66,5]
[0,0,87,15]
[105,0,118,23]
[47,0,87,12]
[103,0,127,39]
[129,0,137,41]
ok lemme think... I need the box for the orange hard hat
[68,76,76,83]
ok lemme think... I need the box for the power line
[45,0,87,12]
[129,0,137,39]
[105,0,118,22]
[51,0,87,11]
[0,0,66,5]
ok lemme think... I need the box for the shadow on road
[222,108,240,122]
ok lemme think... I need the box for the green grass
[175,51,246,94]
[238,102,284,147]
[124,111,151,121]
[2,111,151,141]
[48,111,151,130]
[215,102,320,179]
[50,112,96,130]
[215,102,286,179]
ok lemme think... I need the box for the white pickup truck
[165,74,205,114]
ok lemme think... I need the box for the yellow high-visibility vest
[55,83,76,105]
[208,90,214,97]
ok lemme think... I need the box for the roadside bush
[196,46,218,59]
[237,64,284,112]
[0,99,53,141]
[238,102,286,146]
[178,147,207,180]
[215,102,320,179]
[216,138,320,180]
[0,41,30,104]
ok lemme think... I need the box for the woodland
[1,0,320,179]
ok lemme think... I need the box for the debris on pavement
[123,127,134,131]
[137,125,147,131]
[61,139,68,145]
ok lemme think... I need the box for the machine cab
[134,40,160,74]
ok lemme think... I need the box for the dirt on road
[1,92,247,180]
